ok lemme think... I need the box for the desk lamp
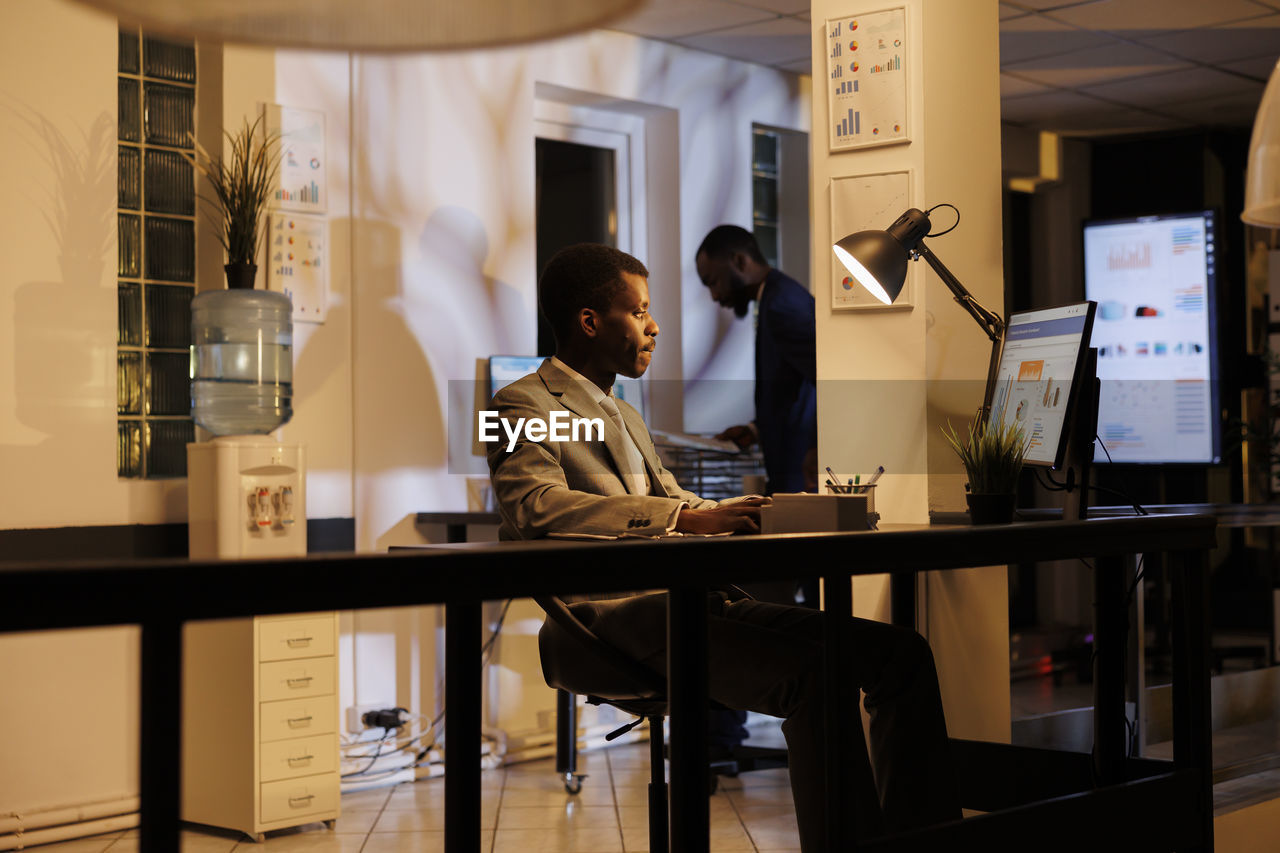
[833,205,1005,422]
[1243,58,1280,227]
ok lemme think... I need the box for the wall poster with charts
[830,170,913,311]
[825,6,910,152]
[264,104,327,214]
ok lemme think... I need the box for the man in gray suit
[487,244,959,849]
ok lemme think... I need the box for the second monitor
[987,301,1097,469]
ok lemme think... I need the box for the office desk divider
[0,515,1217,852]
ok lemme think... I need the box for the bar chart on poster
[826,7,909,152]
[265,104,327,214]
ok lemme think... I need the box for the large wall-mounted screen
[1083,210,1220,464]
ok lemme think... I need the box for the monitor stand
[1060,348,1099,522]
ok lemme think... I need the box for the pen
[864,465,885,488]
[825,466,839,486]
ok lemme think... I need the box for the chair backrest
[533,594,667,702]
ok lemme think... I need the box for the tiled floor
[30,728,801,852]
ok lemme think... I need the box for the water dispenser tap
[279,486,295,526]
[256,487,272,528]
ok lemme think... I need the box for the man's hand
[715,424,757,449]
[674,497,768,535]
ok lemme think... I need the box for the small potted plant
[943,418,1029,524]
[186,114,281,289]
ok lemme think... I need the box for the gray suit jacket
[487,359,716,540]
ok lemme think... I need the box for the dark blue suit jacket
[755,268,817,494]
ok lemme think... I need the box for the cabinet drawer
[259,659,335,703]
[260,696,337,743]
[260,733,338,782]
[260,774,339,824]
[259,615,335,662]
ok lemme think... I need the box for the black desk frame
[0,515,1216,852]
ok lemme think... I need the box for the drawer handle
[287,754,315,764]
[286,676,313,686]
[286,636,313,647]
[288,794,315,806]
[286,715,313,726]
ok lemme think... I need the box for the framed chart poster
[825,6,910,152]
[264,104,327,213]
[830,170,914,311]
[267,213,328,323]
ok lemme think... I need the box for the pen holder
[825,482,875,514]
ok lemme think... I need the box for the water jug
[190,289,293,435]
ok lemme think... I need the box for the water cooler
[186,286,304,559]
[187,436,306,559]
[182,289,337,841]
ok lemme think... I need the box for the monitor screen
[987,302,1096,469]
[1082,210,1220,464]
[487,355,544,401]
[486,355,648,422]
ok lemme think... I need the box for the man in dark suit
[487,243,959,851]
[696,225,817,495]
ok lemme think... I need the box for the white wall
[0,0,810,807]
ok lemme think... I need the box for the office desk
[0,515,1216,852]
[415,514,1218,851]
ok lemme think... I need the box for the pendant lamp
[71,0,644,52]
[1243,58,1280,227]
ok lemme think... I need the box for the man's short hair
[539,243,649,347]
[696,224,767,265]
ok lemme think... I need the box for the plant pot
[966,492,1016,525]
[224,262,258,290]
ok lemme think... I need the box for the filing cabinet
[183,612,340,842]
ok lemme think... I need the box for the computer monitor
[487,355,544,400]
[486,355,648,422]
[986,301,1097,469]
[1082,210,1221,464]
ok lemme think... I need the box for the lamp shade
[832,207,931,305]
[1243,58,1280,227]
[73,0,643,52]
[833,230,909,304]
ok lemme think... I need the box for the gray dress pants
[588,592,961,851]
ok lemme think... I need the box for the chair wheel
[562,772,585,794]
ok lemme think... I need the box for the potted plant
[942,418,1029,524]
[186,114,281,289]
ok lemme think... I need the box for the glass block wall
[118,30,196,478]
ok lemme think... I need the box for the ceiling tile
[609,0,776,40]
[1001,73,1055,97]
[1046,0,1276,30]
[730,0,809,14]
[1134,14,1280,64]
[1000,15,1116,65]
[773,57,812,75]
[1161,88,1268,125]
[1003,89,1186,132]
[1003,40,1188,86]
[1007,0,1109,10]
[1222,53,1280,80]
[1079,65,1264,108]
[674,16,811,66]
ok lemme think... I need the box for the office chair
[534,593,788,853]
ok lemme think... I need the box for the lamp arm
[915,242,1006,426]
[915,242,1004,343]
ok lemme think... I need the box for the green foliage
[943,418,1029,495]
[184,115,281,265]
